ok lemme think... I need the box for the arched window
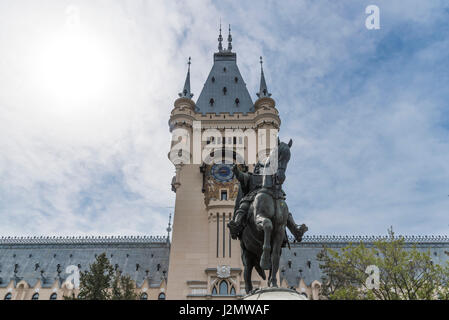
[158,293,166,300]
[31,293,39,300]
[50,293,57,300]
[219,280,228,295]
[4,293,12,300]
[140,293,148,300]
[212,287,217,296]
[230,286,236,296]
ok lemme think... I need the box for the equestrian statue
[228,138,308,293]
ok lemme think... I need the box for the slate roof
[195,51,254,115]
[0,236,169,288]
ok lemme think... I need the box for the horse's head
[275,138,292,185]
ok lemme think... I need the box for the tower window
[235,98,239,106]
[211,76,215,83]
[4,293,12,300]
[223,67,227,72]
[50,293,57,300]
[234,77,238,83]
[221,190,228,201]
[233,137,237,144]
[140,293,148,300]
[210,98,214,106]
[31,293,39,300]
[158,293,166,300]
[223,87,227,95]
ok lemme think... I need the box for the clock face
[211,164,234,182]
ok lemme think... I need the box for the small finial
[188,56,191,71]
[227,24,232,51]
[218,21,223,52]
[260,56,263,70]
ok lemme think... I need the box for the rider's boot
[287,212,308,242]
[228,209,246,240]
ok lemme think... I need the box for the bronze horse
[239,139,293,292]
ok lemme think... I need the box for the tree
[68,252,137,300]
[317,228,449,300]
[111,272,137,300]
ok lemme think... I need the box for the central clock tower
[166,28,280,299]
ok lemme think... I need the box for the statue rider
[228,162,307,241]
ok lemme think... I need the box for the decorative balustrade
[288,234,449,244]
[0,235,168,245]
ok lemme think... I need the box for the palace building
[1,30,449,300]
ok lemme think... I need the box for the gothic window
[140,293,148,300]
[223,87,227,95]
[235,98,239,106]
[4,293,12,300]
[178,149,182,157]
[158,293,166,300]
[31,293,39,300]
[211,76,215,83]
[234,77,238,83]
[223,67,227,72]
[50,293,57,300]
[212,287,217,296]
[210,98,214,106]
[219,280,228,295]
[230,286,236,296]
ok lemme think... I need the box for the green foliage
[317,228,449,300]
[69,252,137,300]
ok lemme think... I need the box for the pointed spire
[227,24,232,51]
[179,57,193,99]
[166,213,172,243]
[218,22,223,52]
[257,56,271,98]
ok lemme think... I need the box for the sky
[0,0,448,237]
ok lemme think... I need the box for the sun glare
[34,28,115,103]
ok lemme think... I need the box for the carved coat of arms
[216,265,231,279]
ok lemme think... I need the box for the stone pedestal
[242,287,308,300]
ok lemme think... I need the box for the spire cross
[260,56,263,71]
[188,56,191,71]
